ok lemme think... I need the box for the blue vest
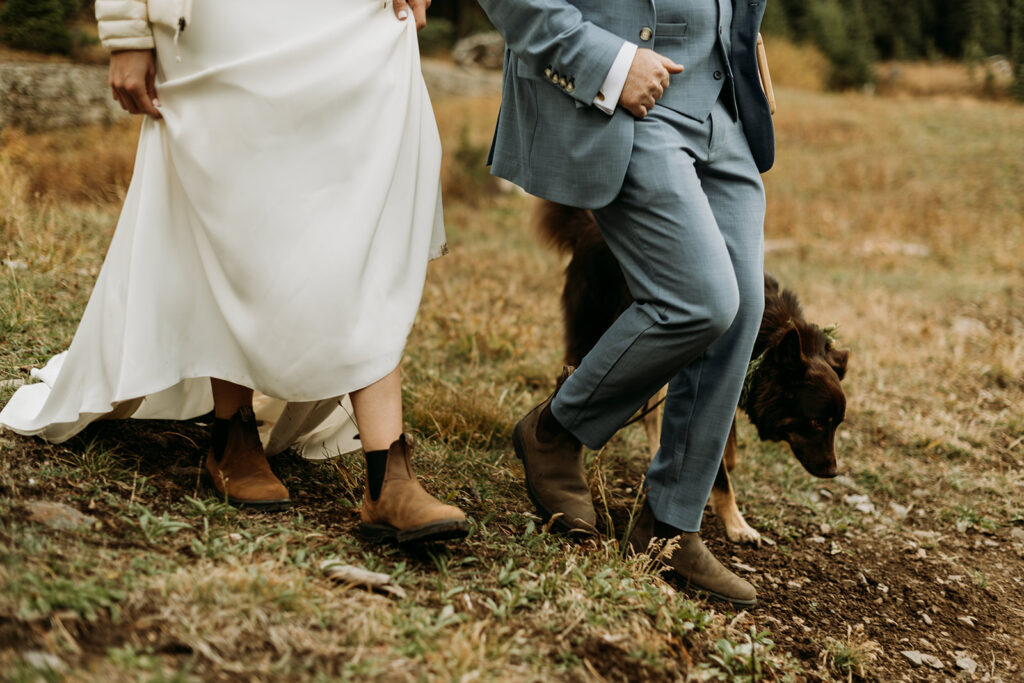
[654,0,736,121]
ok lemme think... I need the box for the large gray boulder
[452,32,505,71]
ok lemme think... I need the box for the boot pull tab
[386,433,416,480]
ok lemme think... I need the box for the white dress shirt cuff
[593,42,638,115]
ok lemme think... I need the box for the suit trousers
[550,97,765,532]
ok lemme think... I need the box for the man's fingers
[393,0,410,20]
[662,57,685,74]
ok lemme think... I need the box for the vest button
[639,27,653,41]
[714,70,723,80]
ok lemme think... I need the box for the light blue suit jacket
[477,0,775,209]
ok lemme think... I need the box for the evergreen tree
[0,0,75,54]
[807,0,876,89]
[1013,0,1024,100]
[760,0,790,38]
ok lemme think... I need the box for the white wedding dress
[0,0,445,458]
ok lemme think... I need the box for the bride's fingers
[392,0,410,21]
[412,0,427,29]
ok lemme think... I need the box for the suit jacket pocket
[656,22,688,38]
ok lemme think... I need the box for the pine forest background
[3,0,1024,99]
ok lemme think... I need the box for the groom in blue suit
[478,0,774,606]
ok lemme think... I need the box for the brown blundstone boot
[627,499,757,607]
[205,406,291,511]
[359,434,469,545]
[512,367,597,536]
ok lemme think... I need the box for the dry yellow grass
[875,59,1015,100]
[0,123,138,204]
[758,37,829,92]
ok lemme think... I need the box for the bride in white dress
[0,0,469,545]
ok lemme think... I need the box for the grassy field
[1,77,1022,680]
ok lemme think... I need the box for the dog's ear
[826,347,849,380]
[775,326,807,371]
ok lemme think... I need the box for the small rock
[818,488,834,500]
[1010,528,1024,541]
[957,616,977,628]
[952,316,989,339]
[844,494,875,514]
[983,539,999,547]
[902,650,924,665]
[911,488,929,497]
[921,613,932,625]
[957,657,978,674]
[786,581,802,590]
[808,535,827,544]
[857,572,869,586]
[321,560,407,598]
[0,378,25,389]
[760,536,776,546]
[835,475,859,490]
[921,653,944,669]
[819,522,833,535]
[889,502,909,519]
[22,651,66,672]
[24,501,97,531]
[732,561,758,573]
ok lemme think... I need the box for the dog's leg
[642,385,667,460]
[709,418,762,546]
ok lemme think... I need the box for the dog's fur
[536,201,849,545]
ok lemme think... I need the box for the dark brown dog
[536,201,849,545]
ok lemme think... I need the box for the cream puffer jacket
[95,0,194,51]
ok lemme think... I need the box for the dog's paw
[724,519,762,547]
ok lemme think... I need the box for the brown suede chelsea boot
[512,367,597,536]
[628,499,757,607]
[205,406,291,511]
[359,434,469,545]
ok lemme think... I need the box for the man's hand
[393,0,431,30]
[109,49,161,119]
[619,48,684,118]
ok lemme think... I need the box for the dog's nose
[818,464,838,478]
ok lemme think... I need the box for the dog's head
[749,325,848,478]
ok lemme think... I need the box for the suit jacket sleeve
[476,0,625,106]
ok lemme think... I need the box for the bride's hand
[109,49,162,119]
[393,0,431,30]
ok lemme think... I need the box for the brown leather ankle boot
[628,498,756,607]
[359,434,469,545]
[512,366,597,536]
[205,406,291,511]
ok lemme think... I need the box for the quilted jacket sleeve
[95,0,154,51]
